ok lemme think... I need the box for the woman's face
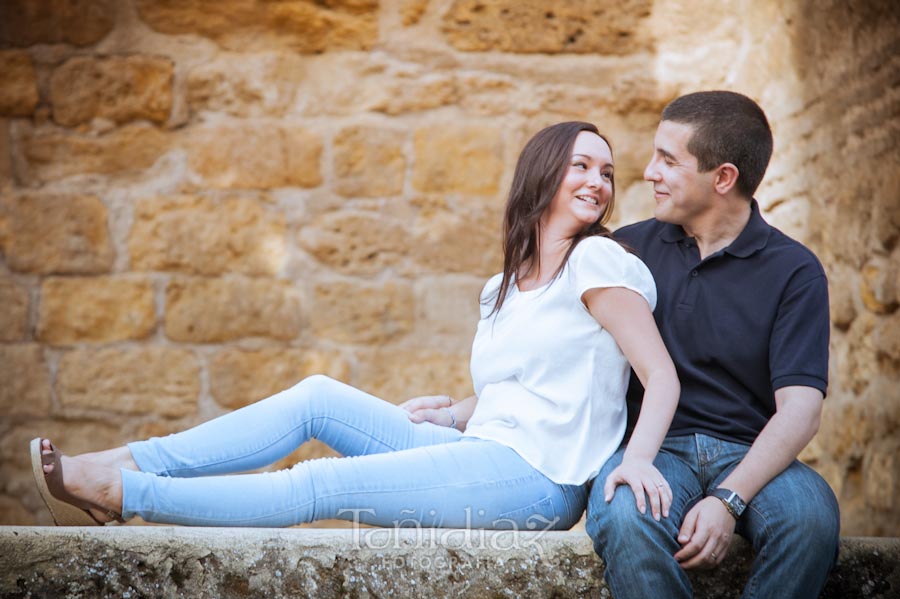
[544,131,614,232]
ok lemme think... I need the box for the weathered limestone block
[863,437,900,517]
[0,278,28,341]
[333,126,406,197]
[411,196,504,276]
[370,73,459,115]
[0,497,34,526]
[187,53,305,118]
[457,73,519,117]
[57,347,200,417]
[414,276,482,343]
[37,277,155,345]
[209,348,350,409]
[50,56,174,127]
[187,124,322,189]
[10,530,897,599]
[401,0,428,26]
[0,193,113,275]
[860,255,898,314]
[136,0,378,52]
[412,125,503,195]
[0,345,51,418]
[836,313,879,395]
[353,348,473,403]
[18,123,170,184]
[443,0,652,54]
[311,281,413,344]
[874,313,900,367]
[129,195,286,276]
[299,210,409,275]
[0,51,39,117]
[0,0,115,47]
[165,277,302,343]
[0,119,11,187]
[829,263,858,330]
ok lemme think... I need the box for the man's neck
[682,199,752,260]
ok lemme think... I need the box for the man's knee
[587,484,660,545]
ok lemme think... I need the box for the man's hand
[674,497,735,569]
[398,395,454,427]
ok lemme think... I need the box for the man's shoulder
[760,225,827,279]
[613,218,665,248]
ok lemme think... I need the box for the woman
[32,122,679,529]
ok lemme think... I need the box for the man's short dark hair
[662,91,773,198]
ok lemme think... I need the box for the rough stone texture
[353,348,473,404]
[186,53,306,118]
[1,528,898,599]
[0,345,51,418]
[0,193,113,275]
[37,277,156,345]
[0,277,28,342]
[0,51,39,117]
[311,281,414,344]
[165,277,302,343]
[0,0,115,47]
[412,125,504,195]
[298,210,409,275]
[410,195,504,277]
[50,56,174,127]
[18,123,171,184]
[129,195,287,276]
[443,0,653,54]
[187,124,322,189]
[56,347,200,417]
[0,0,897,537]
[209,347,351,409]
[136,0,378,52]
[333,125,406,198]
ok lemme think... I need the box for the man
[586,90,839,598]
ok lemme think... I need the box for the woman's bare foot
[75,445,140,472]
[40,439,124,523]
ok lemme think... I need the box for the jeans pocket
[496,496,557,530]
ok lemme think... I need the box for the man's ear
[714,163,740,195]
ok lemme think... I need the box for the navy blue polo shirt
[615,200,829,446]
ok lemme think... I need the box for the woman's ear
[714,163,740,195]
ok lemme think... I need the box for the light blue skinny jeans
[586,433,840,599]
[122,375,586,529]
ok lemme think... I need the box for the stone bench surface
[1,527,897,598]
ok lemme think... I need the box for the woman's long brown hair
[486,121,617,317]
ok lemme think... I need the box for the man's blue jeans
[122,375,586,528]
[586,434,839,599]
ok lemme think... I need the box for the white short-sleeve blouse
[465,235,657,484]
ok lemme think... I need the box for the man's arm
[674,385,823,569]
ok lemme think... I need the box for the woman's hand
[603,457,672,521]
[398,395,455,427]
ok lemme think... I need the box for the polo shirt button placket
[691,270,699,278]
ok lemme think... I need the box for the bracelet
[442,407,457,430]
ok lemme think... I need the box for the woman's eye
[573,162,587,169]
[602,172,613,180]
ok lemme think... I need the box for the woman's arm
[583,286,680,521]
[398,394,478,432]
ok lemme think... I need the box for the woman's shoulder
[570,234,630,261]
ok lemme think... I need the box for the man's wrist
[710,488,747,519]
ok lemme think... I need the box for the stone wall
[0,0,897,536]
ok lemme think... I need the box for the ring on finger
[710,552,718,560]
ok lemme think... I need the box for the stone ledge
[0,527,897,598]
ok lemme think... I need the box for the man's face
[643,120,716,226]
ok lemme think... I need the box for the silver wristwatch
[710,488,747,519]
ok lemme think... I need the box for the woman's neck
[518,229,574,290]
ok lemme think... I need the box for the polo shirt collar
[656,199,771,258]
